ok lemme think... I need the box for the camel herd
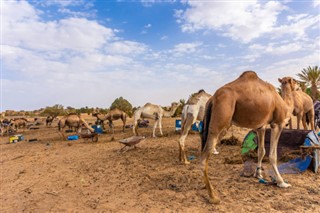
[1,70,317,204]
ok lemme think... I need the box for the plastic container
[9,136,19,143]
[67,135,79,140]
[16,134,24,142]
[91,125,104,134]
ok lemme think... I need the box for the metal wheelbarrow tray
[118,136,145,153]
[79,128,99,142]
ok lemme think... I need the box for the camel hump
[144,103,154,107]
[239,71,258,80]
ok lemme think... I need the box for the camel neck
[163,107,177,118]
[282,89,295,113]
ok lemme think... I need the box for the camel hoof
[254,173,263,179]
[184,161,190,165]
[212,150,219,155]
[278,182,291,188]
[209,196,221,204]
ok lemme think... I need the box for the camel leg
[159,117,163,136]
[254,128,266,179]
[133,119,139,136]
[296,113,302,130]
[59,127,66,140]
[302,114,308,130]
[308,110,315,131]
[200,132,221,204]
[270,124,291,188]
[178,113,194,164]
[288,117,293,129]
[153,119,158,138]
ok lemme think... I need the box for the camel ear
[278,78,282,83]
[288,78,295,90]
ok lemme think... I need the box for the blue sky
[1,0,320,111]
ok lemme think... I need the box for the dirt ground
[1,115,320,213]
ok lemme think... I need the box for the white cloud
[39,0,86,7]
[249,42,302,55]
[141,0,176,7]
[314,0,320,7]
[2,1,115,52]
[105,41,148,55]
[160,35,168,40]
[271,15,319,39]
[170,42,202,56]
[176,1,285,43]
[144,23,152,28]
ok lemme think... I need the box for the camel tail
[201,101,213,151]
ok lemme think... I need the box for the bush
[41,104,65,117]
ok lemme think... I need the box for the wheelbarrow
[118,136,145,153]
[78,127,99,142]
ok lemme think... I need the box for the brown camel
[92,108,127,134]
[201,71,293,204]
[178,90,215,164]
[133,102,179,137]
[58,114,94,138]
[10,118,28,132]
[287,80,315,130]
[46,115,56,126]
[1,118,13,135]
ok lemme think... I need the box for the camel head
[278,77,298,95]
[171,102,180,108]
[170,102,180,112]
[92,111,100,117]
[278,76,297,118]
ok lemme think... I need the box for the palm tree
[296,65,320,101]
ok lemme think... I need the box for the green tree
[110,97,133,117]
[41,104,65,117]
[66,106,76,114]
[297,65,320,100]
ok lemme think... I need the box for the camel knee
[257,147,266,159]
[269,153,277,165]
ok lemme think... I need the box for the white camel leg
[179,133,189,164]
[254,128,266,179]
[212,148,219,155]
[153,120,158,138]
[178,112,194,164]
[159,117,163,136]
[133,119,138,135]
[270,124,291,188]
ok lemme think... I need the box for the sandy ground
[1,116,320,213]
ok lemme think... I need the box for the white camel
[133,102,179,137]
[178,90,218,164]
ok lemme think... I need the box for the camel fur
[133,102,179,137]
[58,114,94,139]
[201,71,293,204]
[46,115,56,127]
[92,108,127,134]
[287,79,315,130]
[10,118,28,132]
[178,90,215,164]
